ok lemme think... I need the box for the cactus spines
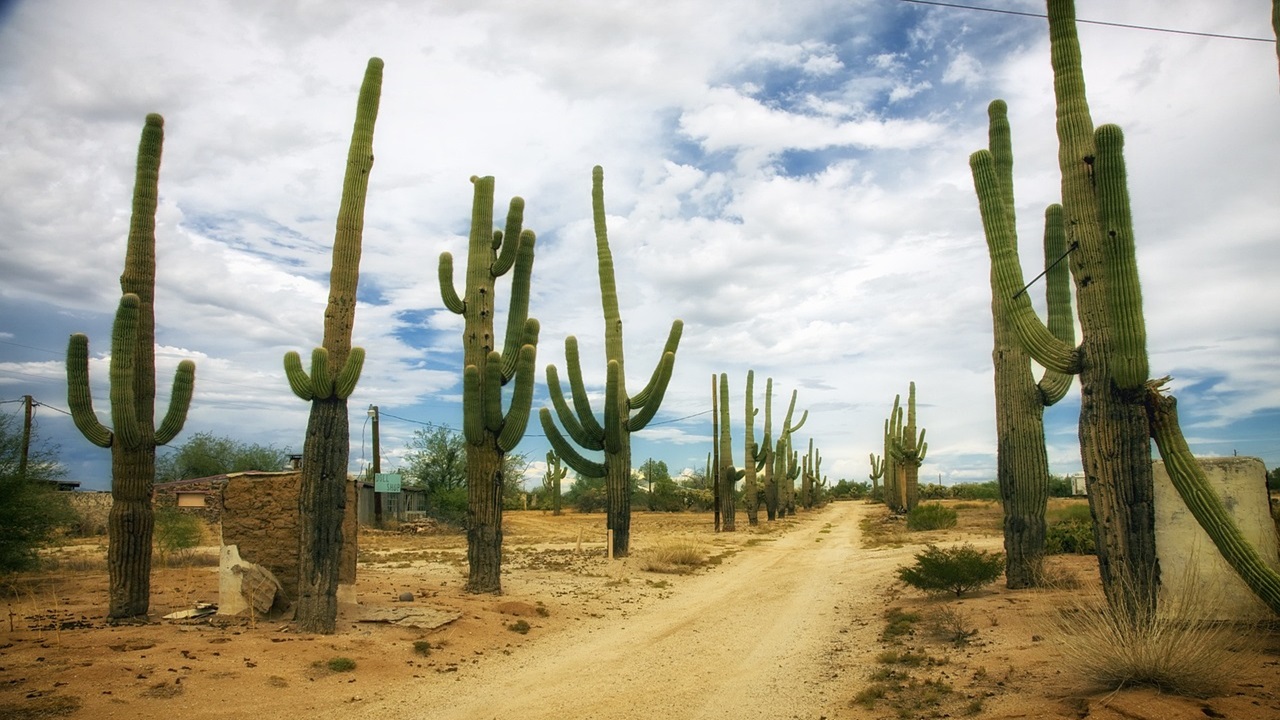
[974,98,1077,589]
[65,113,196,619]
[438,175,540,594]
[539,166,682,557]
[288,58,382,634]
[760,378,806,521]
[715,374,745,532]
[883,383,926,512]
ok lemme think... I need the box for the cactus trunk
[742,370,762,526]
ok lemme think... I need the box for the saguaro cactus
[282,58,381,633]
[974,99,1076,588]
[802,438,822,510]
[439,175,539,593]
[541,166,682,557]
[66,113,196,619]
[760,379,806,521]
[884,384,927,512]
[742,370,766,526]
[715,374,745,531]
[970,0,1162,614]
[543,451,567,516]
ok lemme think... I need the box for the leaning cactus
[282,57,381,633]
[66,113,196,619]
[541,166,682,557]
[438,176,539,594]
[974,99,1076,588]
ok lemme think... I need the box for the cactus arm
[483,350,505,433]
[627,350,673,432]
[309,347,334,399]
[545,363,603,450]
[540,408,606,478]
[499,235,536,381]
[283,351,313,400]
[497,343,537,453]
[869,453,883,481]
[971,148,1081,375]
[564,336,605,439]
[490,197,525,278]
[1095,124,1148,390]
[1037,203,1076,405]
[65,334,114,448]
[155,359,196,445]
[591,166,622,346]
[334,347,365,399]
[462,364,484,446]
[107,294,142,450]
[630,320,684,408]
[1145,382,1280,614]
[438,252,465,314]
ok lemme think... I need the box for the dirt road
[340,502,911,720]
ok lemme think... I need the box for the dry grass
[637,541,709,574]
[1052,574,1256,698]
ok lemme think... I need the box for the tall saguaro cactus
[716,373,745,531]
[970,0,1160,614]
[975,99,1076,588]
[742,370,766,526]
[541,166,682,557]
[543,450,567,516]
[66,113,196,619]
[884,384,927,512]
[760,378,806,521]
[438,175,539,594]
[282,58,381,633]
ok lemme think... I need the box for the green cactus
[543,451,568,517]
[438,175,539,594]
[540,166,682,557]
[715,374,745,532]
[759,378,806,522]
[883,383,927,512]
[283,58,381,633]
[742,370,766,526]
[868,453,884,494]
[973,99,1077,589]
[66,113,196,619]
[802,438,821,510]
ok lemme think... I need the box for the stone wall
[153,478,224,525]
[219,472,358,608]
[1154,456,1280,619]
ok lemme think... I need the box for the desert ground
[2,500,1278,720]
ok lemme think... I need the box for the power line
[897,0,1275,43]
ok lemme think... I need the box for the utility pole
[19,395,32,478]
[369,404,382,528]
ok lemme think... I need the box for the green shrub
[1047,474,1074,497]
[508,619,530,634]
[326,657,357,672]
[907,502,957,531]
[919,483,950,500]
[1045,504,1096,555]
[153,507,204,565]
[897,544,1005,596]
[950,482,1000,501]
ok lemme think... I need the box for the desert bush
[906,502,957,531]
[927,606,978,646]
[1047,474,1074,497]
[507,619,531,634]
[1053,576,1254,697]
[919,483,949,500]
[638,541,707,574]
[897,544,1004,597]
[153,507,204,565]
[1045,504,1096,555]
[949,481,1000,501]
[325,657,357,672]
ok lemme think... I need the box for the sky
[1,0,1277,492]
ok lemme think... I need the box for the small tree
[0,412,74,574]
[156,432,287,481]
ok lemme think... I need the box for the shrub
[906,502,957,531]
[1047,474,1074,497]
[325,657,357,672]
[919,483,950,500]
[950,482,1000,501]
[507,619,530,634]
[638,541,707,574]
[153,507,204,565]
[412,640,432,656]
[1045,504,1096,555]
[897,544,1005,597]
[1053,576,1253,697]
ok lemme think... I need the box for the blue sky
[1,0,1277,491]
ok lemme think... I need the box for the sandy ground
[2,501,1278,720]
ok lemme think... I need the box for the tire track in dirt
[338,502,916,720]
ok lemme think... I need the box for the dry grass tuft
[638,541,708,574]
[1052,575,1255,698]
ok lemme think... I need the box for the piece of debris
[358,607,460,630]
[232,562,286,616]
[397,592,414,602]
[163,603,218,620]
